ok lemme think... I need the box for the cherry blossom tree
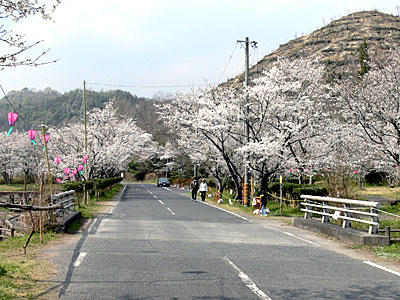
[49,101,156,180]
[157,87,246,198]
[0,0,60,68]
[0,131,45,184]
[237,58,332,191]
[336,49,400,184]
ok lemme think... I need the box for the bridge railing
[51,190,76,222]
[300,194,381,234]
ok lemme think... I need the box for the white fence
[300,195,381,234]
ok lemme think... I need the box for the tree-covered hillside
[0,88,170,144]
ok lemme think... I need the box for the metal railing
[300,195,381,234]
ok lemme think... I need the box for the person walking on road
[199,178,208,202]
[190,178,199,201]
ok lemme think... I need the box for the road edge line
[224,257,272,300]
[73,252,87,267]
[200,201,249,222]
[364,260,400,277]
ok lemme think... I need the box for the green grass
[380,202,400,216]
[266,201,303,217]
[373,243,400,260]
[68,184,124,232]
[210,189,303,217]
[0,232,60,299]
[0,183,124,298]
[357,186,400,199]
[97,184,124,202]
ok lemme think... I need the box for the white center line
[74,252,87,267]
[224,257,272,300]
[158,200,164,205]
[364,261,400,277]
[166,207,176,216]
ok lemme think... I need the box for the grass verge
[357,185,400,200]
[0,232,60,299]
[0,183,124,298]
[67,183,124,232]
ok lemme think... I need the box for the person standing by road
[199,178,208,202]
[190,178,199,201]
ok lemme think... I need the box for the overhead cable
[0,83,23,119]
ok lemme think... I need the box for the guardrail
[0,192,37,205]
[0,219,15,240]
[379,226,400,243]
[51,190,76,222]
[0,190,78,237]
[300,195,381,234]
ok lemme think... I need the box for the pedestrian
[190,178,199,201]
[199,178,208,202]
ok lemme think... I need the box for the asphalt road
[52,183,399,299]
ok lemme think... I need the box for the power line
[63,89,82,127]
[0,83,23,120]
[86,82,208,89]
[218,42,239,83]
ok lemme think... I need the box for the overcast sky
[2,0,400,98]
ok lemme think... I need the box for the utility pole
[83,80,88,206]
[237,37,257,206]
[42,123,53,200]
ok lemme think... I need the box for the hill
[0,88,170,144]
[226,10,400,85]
[2,11,399,146]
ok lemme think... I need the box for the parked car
[157,177,170,187]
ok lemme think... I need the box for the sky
[1,0,400,98]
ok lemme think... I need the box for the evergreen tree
[358,40,371,78]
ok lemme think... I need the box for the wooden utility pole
[237,37,257,206]
[83,80,89,206]
[42,123,53,201]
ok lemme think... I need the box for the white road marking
[225,257,272,300]
[73,252,87,267]
[166,207,176,216]
[153,195,158,199]
[158,200,164,205]
[120,185,127,199]
[364,261,400,277]
[282,231,319,246]
[162,186,248,221]
[97,219,108,233]
[200,201,249,222]
[87,218,97,233]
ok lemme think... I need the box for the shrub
[292,186,328,199]
[61,177,122,193]
[267,182,328,200]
